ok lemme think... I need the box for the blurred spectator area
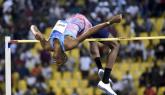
[0,0,165,95]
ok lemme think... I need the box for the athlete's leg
[30,25,51,51]
[101,40,119,80]
[90,41,103,70]
[97,41,119,95]
[90,41,107,80]
[90,42,101,58]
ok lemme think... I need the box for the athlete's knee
[90,47,96,55]
[109,41,120,50]
[113,42,120,50]
[114,42,120,49]
[89,42,98,55]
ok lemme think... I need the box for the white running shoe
[98,69,113,84]
[98,81,117,95]
[30,25,45,41]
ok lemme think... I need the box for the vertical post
[5,36,11,95]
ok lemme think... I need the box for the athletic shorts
[91,28,110,38]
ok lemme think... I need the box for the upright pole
[5,36,11,95]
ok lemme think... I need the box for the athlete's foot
[107,14,122,25]
[30,25,45,41]
[98,69,113,85]
[98,81,117,95]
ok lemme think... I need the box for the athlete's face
[53,52,68,65]
[52,39,68,65]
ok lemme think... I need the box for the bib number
[53,20,67,34]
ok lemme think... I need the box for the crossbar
[9,36,165,43]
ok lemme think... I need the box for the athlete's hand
[107,14,122,25]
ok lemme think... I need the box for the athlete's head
[52,39,68,65]
[53,52,68,65]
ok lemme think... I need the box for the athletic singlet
[49,13,92,51]
[65,13,92,38]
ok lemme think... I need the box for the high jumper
[30,13,122,95]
